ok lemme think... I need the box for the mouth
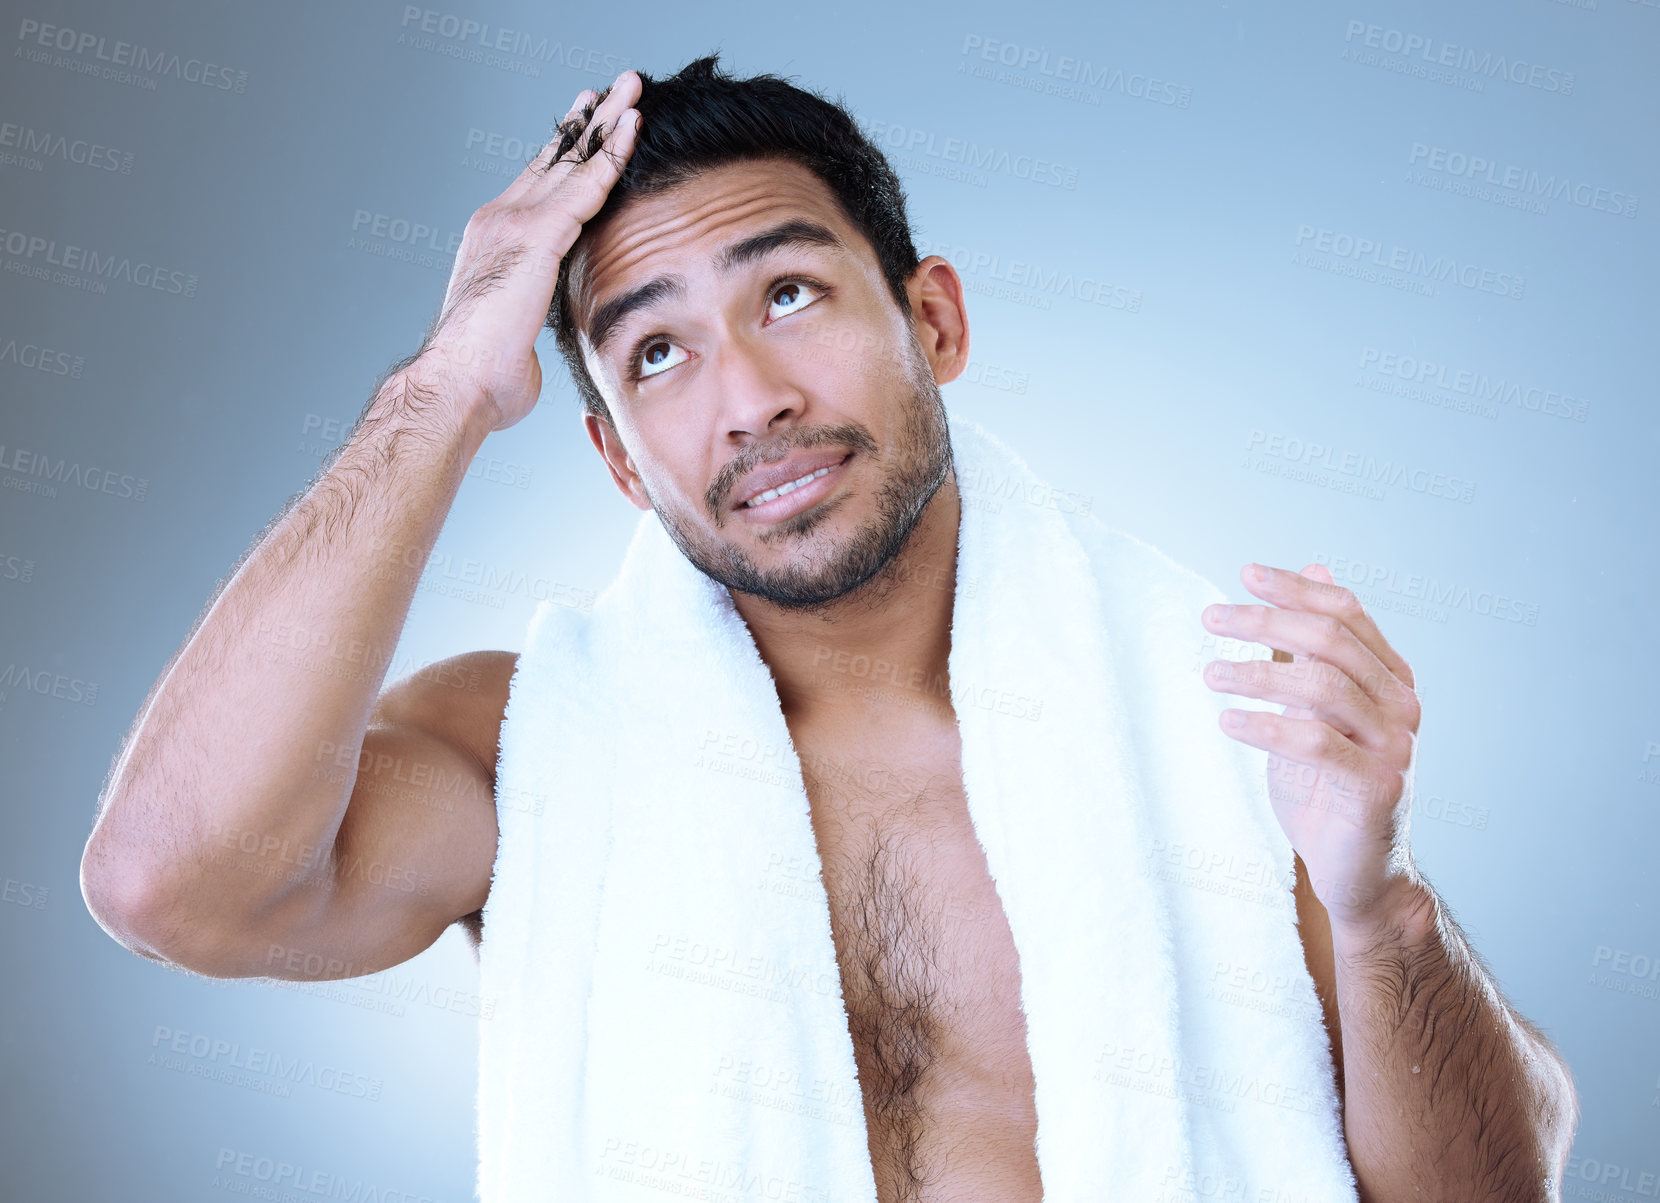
[733,451,853,524]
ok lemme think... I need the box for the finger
[527,69,643,188]
[1205,656,1393,751]
[525,105,642,246]
[493,88,600,206]
[1238,562,1416,692]
[1202,599,1409,714]
[551,88,601,156]
[1268,564,1321,667]
[1219,709,1373,786]
[547,87,607,166]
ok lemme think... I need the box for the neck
[730,472,962,726]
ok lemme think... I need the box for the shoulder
[371,650,519,955]
[371,649,519,782]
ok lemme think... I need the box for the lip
[732,450,853,522]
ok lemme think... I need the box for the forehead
[573,157,861,336]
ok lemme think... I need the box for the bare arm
[1330,878,1578,1202]
[235,647,514,981]
[1204,561,1578,1200]
[80,372,496,975]
[80,71,645,978]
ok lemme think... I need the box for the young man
[82,55,1576,1202]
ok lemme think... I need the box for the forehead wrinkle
[577,167,855,352]
[588,220,849,362]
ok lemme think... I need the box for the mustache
[707,422,879,515]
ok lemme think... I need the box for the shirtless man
[82,59,1576,1201]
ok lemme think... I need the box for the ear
[583,411,652,511]
[904,255,971,386]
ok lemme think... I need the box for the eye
[628,277,828,384]
[766,279,825,322]
[636,338,689,380]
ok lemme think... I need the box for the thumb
[1300,562,1334,585]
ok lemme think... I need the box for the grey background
[1,0,1655,1198]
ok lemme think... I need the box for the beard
[643,338,954,613]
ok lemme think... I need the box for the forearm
[1332,881,1578,1202]
[84,365,492,946]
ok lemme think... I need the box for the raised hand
[415,70,643,432]
[1200,562,1425,933]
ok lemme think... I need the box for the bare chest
[794,723,1043,1203]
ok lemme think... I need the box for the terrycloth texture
[476,411,1358,1203]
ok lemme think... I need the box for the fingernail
[1223,710,1245,729]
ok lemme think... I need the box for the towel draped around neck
[476,411,1358,1203]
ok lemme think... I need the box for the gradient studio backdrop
[1,0,1655,1197]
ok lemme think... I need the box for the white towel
[476,410,1358,1203]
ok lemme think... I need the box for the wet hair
[544,52,922,427]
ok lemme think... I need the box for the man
[81,54,1576,1202]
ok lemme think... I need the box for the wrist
[376,363,498,451]
[1330,872,1440,960]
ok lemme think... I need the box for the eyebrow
[583,218,847,361]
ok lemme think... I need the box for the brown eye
[636,338,688,380]
[766,279,823,320]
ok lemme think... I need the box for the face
[571,157,968,610]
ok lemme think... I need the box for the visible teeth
[745,465,831,507]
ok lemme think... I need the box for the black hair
[544,52,922,427]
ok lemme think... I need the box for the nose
[713,333,808,441]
